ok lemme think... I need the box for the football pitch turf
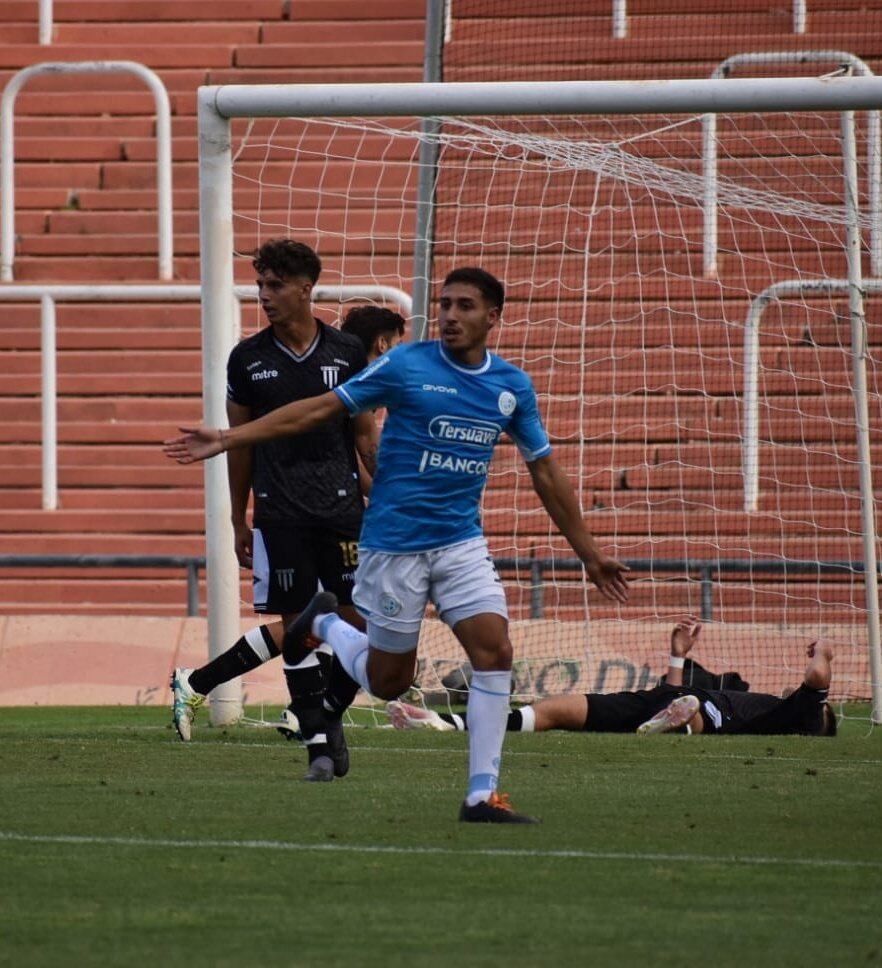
[0,707,880,967]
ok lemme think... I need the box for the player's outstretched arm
[163,390,346,464]
[526,454,630,603]
[666,618,700,686]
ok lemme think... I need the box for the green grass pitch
[1,706,881,968]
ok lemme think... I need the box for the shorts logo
[275,568,296,592]
[428,415,500,449]
[380,593,402,617]
[498,391,516,416]
[321,365,341,389]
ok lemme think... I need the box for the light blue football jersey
[334,340,552,552]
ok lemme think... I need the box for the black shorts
[722,684,829,736]
[582,685,684,732]
[252,523,360,615]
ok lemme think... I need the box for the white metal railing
[0,283,412,511]
[610,0,807,39]
[703,51,881,279]
[1,62,174,282]
[742,276,882,513]
[612,0,626,38]
[38,0,53,44]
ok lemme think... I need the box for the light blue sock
[465,669,511,806]
[315,614,371,693]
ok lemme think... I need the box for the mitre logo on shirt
[429,415,500,449]
[321,365,341,389]
[251,368,279,381]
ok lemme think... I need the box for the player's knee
[368,669,412,700]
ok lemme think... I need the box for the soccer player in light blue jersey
[164,267,631,823]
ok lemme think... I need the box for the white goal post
[198,77,882,726]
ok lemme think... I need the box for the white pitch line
[0,830,879,870]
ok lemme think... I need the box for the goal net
[212,82,882,716]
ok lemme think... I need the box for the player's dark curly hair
[341,305,406,354]
[443,267,505,311]
[252,239,322,283]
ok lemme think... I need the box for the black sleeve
[226,345,251,407]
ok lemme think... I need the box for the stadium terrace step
[13,118,155,139]
[0,423,198,445]
[1,466,203,488]
[0,510,202,533]
[52,22,261,44]
[56,399,198,423]
[453,10,875,42]
[0,44,236,70]
[0,488,204,510]
[290,0,424,19]
[12,139,125,162]
[13,92,161,116]
[2,69,209,95]
[234,40,423,68]
[17,234,201,257]
[443,34,879,67]
[0,329,202,351]
[262,20,423,43]
[0,305,201,329]
[6,256,201,282]
[207,65,424,84]
[0,0,283,21]
[14,163,101,189]
[0,533,203,555]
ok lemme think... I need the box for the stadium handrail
[0,554,873,620]
[38,0,52,44]
[0,283,413,511]
[741,277,882,514]
[1,61,174,282]
[0,554,205,616]
[702,51,880,279]
[610,0,806,40]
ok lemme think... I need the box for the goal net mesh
[229,107,881,711]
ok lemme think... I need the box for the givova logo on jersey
[429,415,500,449]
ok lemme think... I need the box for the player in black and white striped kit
[171,239,379,781]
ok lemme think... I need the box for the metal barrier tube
[40,294,57,510]
[38,0,53,44]
[741,278,882,513]
[704,52,881,278]
[0,61,173,282]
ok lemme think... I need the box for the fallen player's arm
[163,390,346,464]
[666,619,700,687]
[527,453,630,603]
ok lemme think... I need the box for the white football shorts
[352,536,508,653]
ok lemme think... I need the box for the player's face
[256,268,312,327]
[438,283,499,358]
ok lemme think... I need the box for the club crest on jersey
[429,415,500,449]
[380,593,402,617]
[321,365,341,389]
[498,391,516,416]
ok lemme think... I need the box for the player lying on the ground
[164,266,630,824]
[387,621,837,738]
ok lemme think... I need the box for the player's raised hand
[163,426,225,464]
[584,553,631,603]
[671,618,701,656]
[806,640,834,662]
